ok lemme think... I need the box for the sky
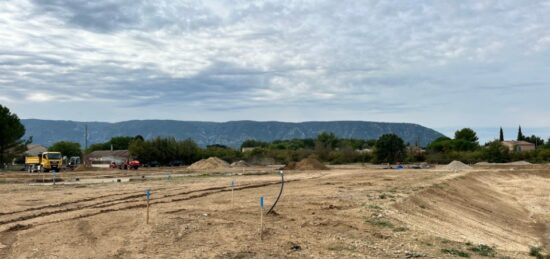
[0,0,549,141]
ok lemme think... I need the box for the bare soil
[0,164,549,258]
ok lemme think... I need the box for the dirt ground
[0,164,549,258]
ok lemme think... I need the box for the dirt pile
[283,158,329,170]
[506,161,532,165]
[394,171,550,251]
[441,160,472,171]
[476,161,532,166]
[231,160,249,167]
[188,157,230,170]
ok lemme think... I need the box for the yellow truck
[25,152,63,172]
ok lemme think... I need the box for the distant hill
[21,119,444,148]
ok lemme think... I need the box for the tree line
[2,103,550,168]
[425,127,550,164]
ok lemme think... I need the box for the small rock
[290,243,301,251]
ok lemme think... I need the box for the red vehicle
[127,160,140,170]
[110,160,140,170]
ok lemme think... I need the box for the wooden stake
[146,199,150,224]
[231,180,235,208]
[260,206,264,240]
[145,189,151,224]
[260,196,264,240]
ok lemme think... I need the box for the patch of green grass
[530,246,542,256]
[529,246,550,259]
[366,218,394,228]
[368,204,382,210]
[441,248,470,258]
[469,244,496,257]
[327,243,355,252]
[405,251,426,258]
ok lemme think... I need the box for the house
[85,150,131,168]
[25,144,47,156]
[501,141,535,152]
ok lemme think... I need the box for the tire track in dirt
[0,187,169,216]
[0,187,175,226]
[0,177,305,232]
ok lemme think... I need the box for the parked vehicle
[67,156,81,170]
[144,161,159,167]
[25,152,63,172]
[123,160,140,170]
[169,160,183,166]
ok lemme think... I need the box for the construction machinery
[25,152,63,173]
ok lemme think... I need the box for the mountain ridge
[21,119,444,148]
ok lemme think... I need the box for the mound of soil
[476,161,532,166]
[505,161,532,165]
[188,157,230,170]
[394,171,549,251]
[283,158,329,170]
[231,160,250,167]
[441,160,472,171]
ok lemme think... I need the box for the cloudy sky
[1,0,549,135]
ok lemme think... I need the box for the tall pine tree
[499,127,504,141]
[517,126,525,141]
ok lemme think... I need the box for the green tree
[128,137,202,165]
[109,136,134,150]
[177,139,201,164]
[316,132,338,149]
[374,134,406,163]
[0,105,26,166]
[517,126,525,141]
[427,136,453,152]
[85,143,110,154]
[454,128,479,143]
[48,141,82,158]
[499,127,504,142]
[524,135,544,147]
[128,138,149,162]
[240,139,268,149]
[314,132,338,161]
[483,141,510,163]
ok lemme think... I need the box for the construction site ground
[0,164,549,258]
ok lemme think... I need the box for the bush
[469,244,496,257]
[48,141,82,158]
[374,134,406,163]
[537,149,550,162]
[442,248,470,258]
[482,141,511,163]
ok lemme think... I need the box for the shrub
[442,248,470,258]
[469,244,496,257]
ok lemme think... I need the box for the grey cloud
[1,0,550,127]
[30,0,223,32]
